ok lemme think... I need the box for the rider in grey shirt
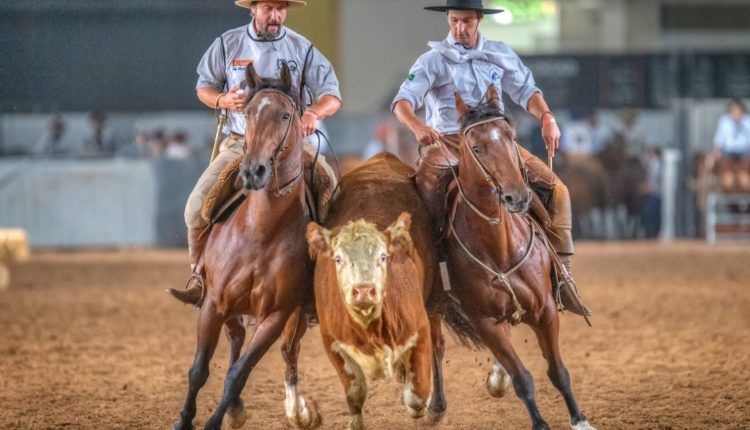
[172,0,342,306]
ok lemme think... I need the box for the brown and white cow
[306,153,442,430]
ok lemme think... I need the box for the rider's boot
[548,185,591,317]
[168,227,208,307]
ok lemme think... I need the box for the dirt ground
[1,242,749,430]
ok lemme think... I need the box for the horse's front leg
[426,314,447,424]
[532,305,596,430]
[202,309,291,430]
[472,315,550,430]
[173,300,225,430]
[224,315,248,429]
[281,307,321,429]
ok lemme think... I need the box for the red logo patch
[231,59,254,67]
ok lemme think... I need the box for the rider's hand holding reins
[301,110,318,137]
[221,86,247,112]
[413,123,443,147]
[542,115,561,157]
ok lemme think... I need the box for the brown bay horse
[172,64,319,430]
[441,86,596,430]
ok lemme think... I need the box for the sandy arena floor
[1,242,749,430]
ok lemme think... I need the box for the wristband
[304,109,320,120]
[541,112,556,127]
[215,93,226,110]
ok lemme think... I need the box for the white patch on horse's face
[490,128,501,142]
[255,96,271,121]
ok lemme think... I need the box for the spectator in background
[712,98,750,192]
[164,131,193,160]
[640,146,662,238]
[560,107,610,157]
[362,120,391,160]
[613,109,647,164]
[34,114,71,156]
[83,109,115,155]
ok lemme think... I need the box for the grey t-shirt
[196,21,342,135]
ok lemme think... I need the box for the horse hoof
[227,398,248,429]
[486,362,512,398]
[287,399,322,429]
[173,421,195,430]
[425,407,446,425]
[571,419,597,430]
[227,408,248,429]
[203,418,221,430]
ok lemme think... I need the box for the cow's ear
[386,212,413,260]
[306,222,332,260]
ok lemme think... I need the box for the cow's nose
[351,284,377,308]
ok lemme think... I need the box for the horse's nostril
[503,194,515,205]
[254,165,267,179]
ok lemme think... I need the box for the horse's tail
[442,297,484,349]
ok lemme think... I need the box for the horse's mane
[458,101,514,132]
[244,77,301,108]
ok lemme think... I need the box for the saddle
[201,143,338,225]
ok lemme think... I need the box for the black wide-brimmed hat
[424,0,504,14]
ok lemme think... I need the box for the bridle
[244,88,303,197]
[439,115,535,325]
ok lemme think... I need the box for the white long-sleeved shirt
[196,21,341,136]
[713,113,750,155]
[392,33,541,135]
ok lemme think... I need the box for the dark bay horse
[441,85,596,430]
[172,63,320,430]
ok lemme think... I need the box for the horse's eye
[282,112,291,121]
[472,145,482,156]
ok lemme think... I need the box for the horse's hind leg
[532,309,596,430]
[473,317,550,430]
[426,314,447,425]
[202,310,291,430]
[174,301,225,430]
[281,308,321,429]
[224,315,248,429]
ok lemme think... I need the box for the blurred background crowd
[1,0,749,247]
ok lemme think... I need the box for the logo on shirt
[489,68,504,84]
[278,59,299,75]
[231,59,254,71]
[408,73,415,81]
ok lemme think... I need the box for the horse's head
[240,62,301,190]
[456,86,531,213]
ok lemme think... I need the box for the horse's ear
[455,92,469,117]
[385,212,413,261]
[485,85,501,109]
[306,222,332,260]
[245,62,261,89]
[280,62,292,89]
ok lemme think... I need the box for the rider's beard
[257,21,282,40]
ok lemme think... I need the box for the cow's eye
[334,255,342,265]
[379,253,387,263]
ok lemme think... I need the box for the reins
[431,115,535,325]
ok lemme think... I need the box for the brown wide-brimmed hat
[424,0,504,14]
[235,0,307,10]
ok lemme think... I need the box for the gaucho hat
[235,0,307,10]
[424,0,504,14]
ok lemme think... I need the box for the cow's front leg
[328,340,368,430]
[403,327,432,419]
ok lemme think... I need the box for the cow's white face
[307,213,413,328]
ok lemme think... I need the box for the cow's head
[306,212,414,328]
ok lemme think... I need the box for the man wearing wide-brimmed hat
[392,0,588,316]
[173,0,342,306]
